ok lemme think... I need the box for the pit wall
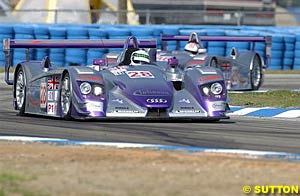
[0,23,299,70]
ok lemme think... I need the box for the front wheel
[250,54,263,90]
[15,67,26,115]
[60,73,72,120]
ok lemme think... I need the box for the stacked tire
[283,34,295,70]
[206,30,225,56]
[87,28,107,64]
[0,25,14,67]
[33,25,49,61]
[65,27,88,66]
[225,30,250,56]
[293,34,300,70]
[161,27,179,50]
[49,27,66,66]
[107,28,131,53]
[13,25,34,66]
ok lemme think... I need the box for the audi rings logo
[146,98,167,104]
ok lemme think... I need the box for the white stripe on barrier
[273,110,300,118]
[228,107,267,116]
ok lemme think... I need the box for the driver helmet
[184,42,202,55]
[130,49,150,66]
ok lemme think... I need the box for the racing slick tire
[250,54,263,90]
[60,72,73,120]
[15,67,26,115]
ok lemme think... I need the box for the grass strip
[229,90,300,108]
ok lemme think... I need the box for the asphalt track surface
[0,74,299,153]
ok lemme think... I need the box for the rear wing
[161,34,272,67]
[2,36,157,85]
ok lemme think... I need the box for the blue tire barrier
[294,50,300,58]
[269,58,282,68]
[67,27,88,37]
[65,49,86,57]
[271,50,283,58]
[271,35,284,43]
[294,42,300,50]
[13,25,34,34]
[208,47,225,56]
[179,29,207,36]
[33,26,49,35]
[227,42,250,49]
[130,28,153,36]
[284,51,294,58]
[108,48,123,53]
[284,35,296,43]
[283,58,293,70]
[0,25,13,34]
[88,28,107,38]
[271,43,284,50]
[14,34,34,39]
[36,50,49,60]
[162,27,179,35]
[254,43,266,50]
[107,28,131,36]
[34,35,49,39]
[285,43,295,51]
[65,55,86,66]
[49,27,66,37]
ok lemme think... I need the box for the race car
[158,32,272,90]
[3,36,229,120]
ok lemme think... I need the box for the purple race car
[158,32,272,90]
[3,36,229,120]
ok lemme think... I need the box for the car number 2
[126,71,155,78]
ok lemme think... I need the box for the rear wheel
[250,54,263,90]
[60,73,72,120]
[15,67,26,115]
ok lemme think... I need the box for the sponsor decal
[199,69,217,74]
[47,102,57,115]
[48,76,60,90]
[112,99,123,104]
[109,66,128,76]
[47,91,58,101]
[78,75,103,82]
[199,75,222,82]
[186,60,205,66]
[75,67,94,74]
[86,101,103,112]
[133,89,170,96]
[40,83,47,108]
[208,101,226,111]
[146,98,167,104]
[126,71,155,79]
[178,98,191,104]
[156,55,174,62]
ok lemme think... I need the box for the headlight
[210,83,223,95]
[93,86,103,96]
[202,87,210,96]
[80,82,92,95]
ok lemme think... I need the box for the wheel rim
[252,55,261,87]
[16,70,25,109]
[61,75,71,115]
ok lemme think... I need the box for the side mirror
[92,58,106,71]
[230,47,238,60]
[198,48,207,54]
[93,58,106,66]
